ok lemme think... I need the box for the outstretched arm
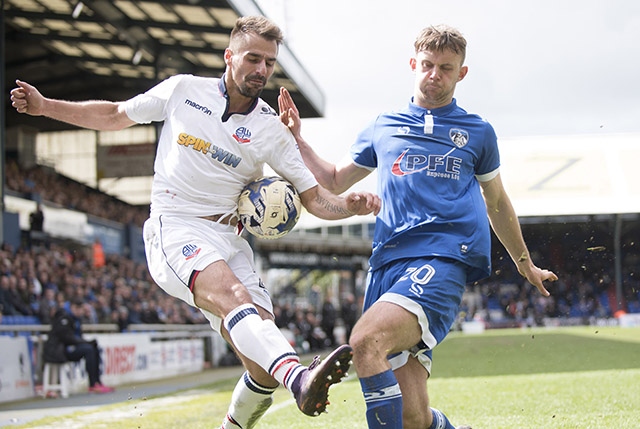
[481,173,558,296]
[300,185,380,220]
[279,87,370,194]
[10,80,136,131]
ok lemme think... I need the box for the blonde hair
[414,25,467,64]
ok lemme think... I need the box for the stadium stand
[1,155,207,329]
[462,220,640,328]
[1,155,639,341]
[5,158,149,228]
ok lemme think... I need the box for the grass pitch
[15,326,640,428]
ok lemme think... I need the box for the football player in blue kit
[11,15,381,429]
[279,24,558,429]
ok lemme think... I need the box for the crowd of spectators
[0,241,208,329]
[1,227,638,341]
[272,292,358,353]
[461,226,640,326]
[5,158,149,227]
[2,157,372,349]
[1,158,639,342]
[0,236,361,354]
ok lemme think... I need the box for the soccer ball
[238,176,301,239]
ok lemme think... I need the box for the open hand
[345,191,381,216]
[278,87,302,138]
[518,262,558,297]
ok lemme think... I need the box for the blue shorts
[363,257,467,373]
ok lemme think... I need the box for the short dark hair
[230,16,283,48]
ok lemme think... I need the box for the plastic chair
[41,362,72,398]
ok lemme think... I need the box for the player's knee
[192,289,213,311]
[349,326,383,360]
[193,281,250,315]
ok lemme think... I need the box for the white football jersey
[124,74,317,217]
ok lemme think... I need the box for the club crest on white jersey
[233,127,251,144]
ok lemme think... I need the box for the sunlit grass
[15,326,640,429]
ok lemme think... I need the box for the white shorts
[142,215,273,332]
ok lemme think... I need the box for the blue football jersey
[351,98,500,282]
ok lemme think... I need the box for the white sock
[224,304,305,391]
[220,414,241,429]
[221,371,276,429]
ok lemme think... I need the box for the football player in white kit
[11,15,381,428]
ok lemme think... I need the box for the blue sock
[429,408,455,429]
[359,369,403,429]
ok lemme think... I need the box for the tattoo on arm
[315,194,352,216]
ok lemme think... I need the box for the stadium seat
[0,315,41,325]
[569,306,583,318]
[487,298,501,310]
[599,293,610,312]
[627,301,640,314]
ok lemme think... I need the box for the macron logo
[185,99,212,116]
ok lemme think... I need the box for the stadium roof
[497,133,640,219]
[2,0,325,133]
[295,132,640,230]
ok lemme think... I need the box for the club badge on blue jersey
[449,128,469,148]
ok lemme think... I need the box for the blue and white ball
[238,176,301,239]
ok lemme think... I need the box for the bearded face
[225,33,278,101]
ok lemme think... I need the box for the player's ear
[409,57,417,71]
[457,65,468,82]
[224,48,233,66]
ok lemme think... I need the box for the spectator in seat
[3,274,32,316]
[140,300,162,324]
[29,202,45,247]
[92,238,105,268]
[320,295,337,347]
[340,293,359,343]
[30,203,44,231]
[0,276,16,316]
[37,287,57,324]
[44,299,114,393]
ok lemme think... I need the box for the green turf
[15,326,640,428]
[435,326,640,376]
